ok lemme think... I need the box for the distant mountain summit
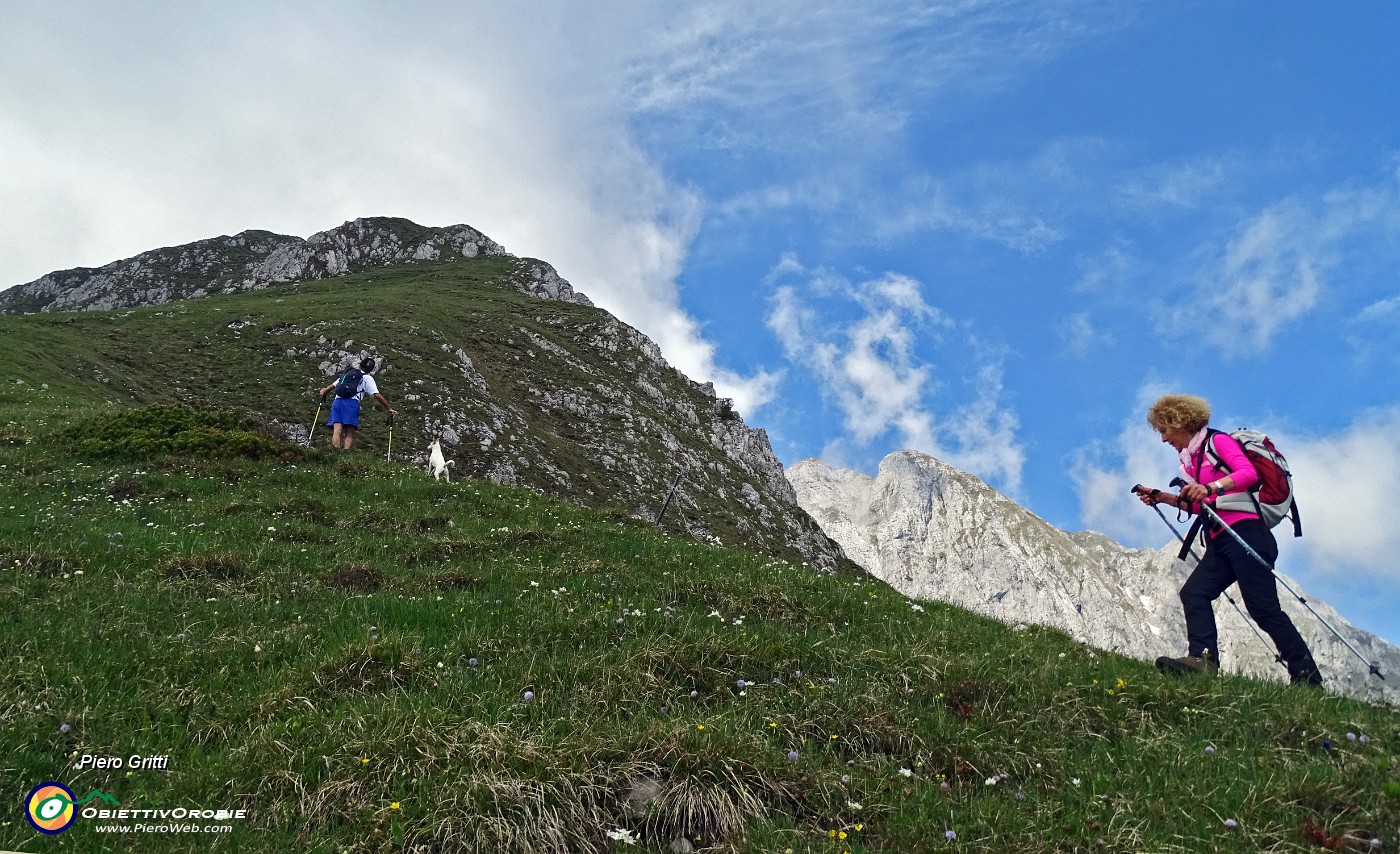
[788,450,1399,704]
[0,217,590,314]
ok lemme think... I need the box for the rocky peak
[0,217,591,314]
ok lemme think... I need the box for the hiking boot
[1289,658,1323,687]
[1156,654,1220,676]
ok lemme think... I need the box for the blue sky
[3,2,1398,648]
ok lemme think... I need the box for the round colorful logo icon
[25,782,77,834]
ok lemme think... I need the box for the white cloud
[864,181,1065,254]
[1356,294,1400,321]
[1074,243,1140,292]
[765,257,1024,492]
[1277,408,1400,582]
[1070,383,1181,547]
[1058,312,1112,357]
[1203,202,1324,354]
[1178,168,1400,355]
[1117,155,1229,210]
[626,0,1138,146]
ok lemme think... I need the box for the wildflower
[689,690,698,699]
[1369,840,1381,850]
[848,800,863,810]
[390,802,400,810]
[697,725,705,731]
[1322,740,1333,751]
[606,828,639,845]
[1360,734,1371,744]
[841,774,851,783]
[735,680,746,690]
[899,768,913,777]
[1224,819,1237,829]
[523,691,535,702]
[361,758,370,765]
[945,829,957,840]
[59,723,71,734]
[1071,778,1081,786]
[1205,745,1216,754]
[1346,732,1357,742]
[787,751,799,761]
[468,658,478,666]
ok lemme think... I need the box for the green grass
[1,399,1397,852]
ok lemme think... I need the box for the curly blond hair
[1146,394,1211,433]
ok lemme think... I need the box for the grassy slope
[0,307,1397,853]
[0,258,832,568]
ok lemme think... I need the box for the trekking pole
[386,414,395,462]
[306,391,327,447]
[655,472,682,525]
[1131,485,1284,669]
[1187,492,1384,681]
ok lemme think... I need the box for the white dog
[427,438,455,482]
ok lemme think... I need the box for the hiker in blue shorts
[317,357,397,450]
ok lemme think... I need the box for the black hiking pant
[1180,518,1318,678]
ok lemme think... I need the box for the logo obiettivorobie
[24,782,120,834]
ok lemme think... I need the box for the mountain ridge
[0,216,590,314]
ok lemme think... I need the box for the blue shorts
[327,397,361,427]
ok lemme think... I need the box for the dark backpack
[334,368,364,399]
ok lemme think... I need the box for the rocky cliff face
[0,217,591,314]
[788,450,1398,704]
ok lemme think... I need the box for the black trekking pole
[1131,484,1284,670]
[306,391,327,447]
[1177,481,1385,681]
[655,472,682,525]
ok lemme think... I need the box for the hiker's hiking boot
[1288,658,1323,687]
[1155,653,1220,676]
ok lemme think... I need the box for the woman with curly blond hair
[1136,394,1321,685]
